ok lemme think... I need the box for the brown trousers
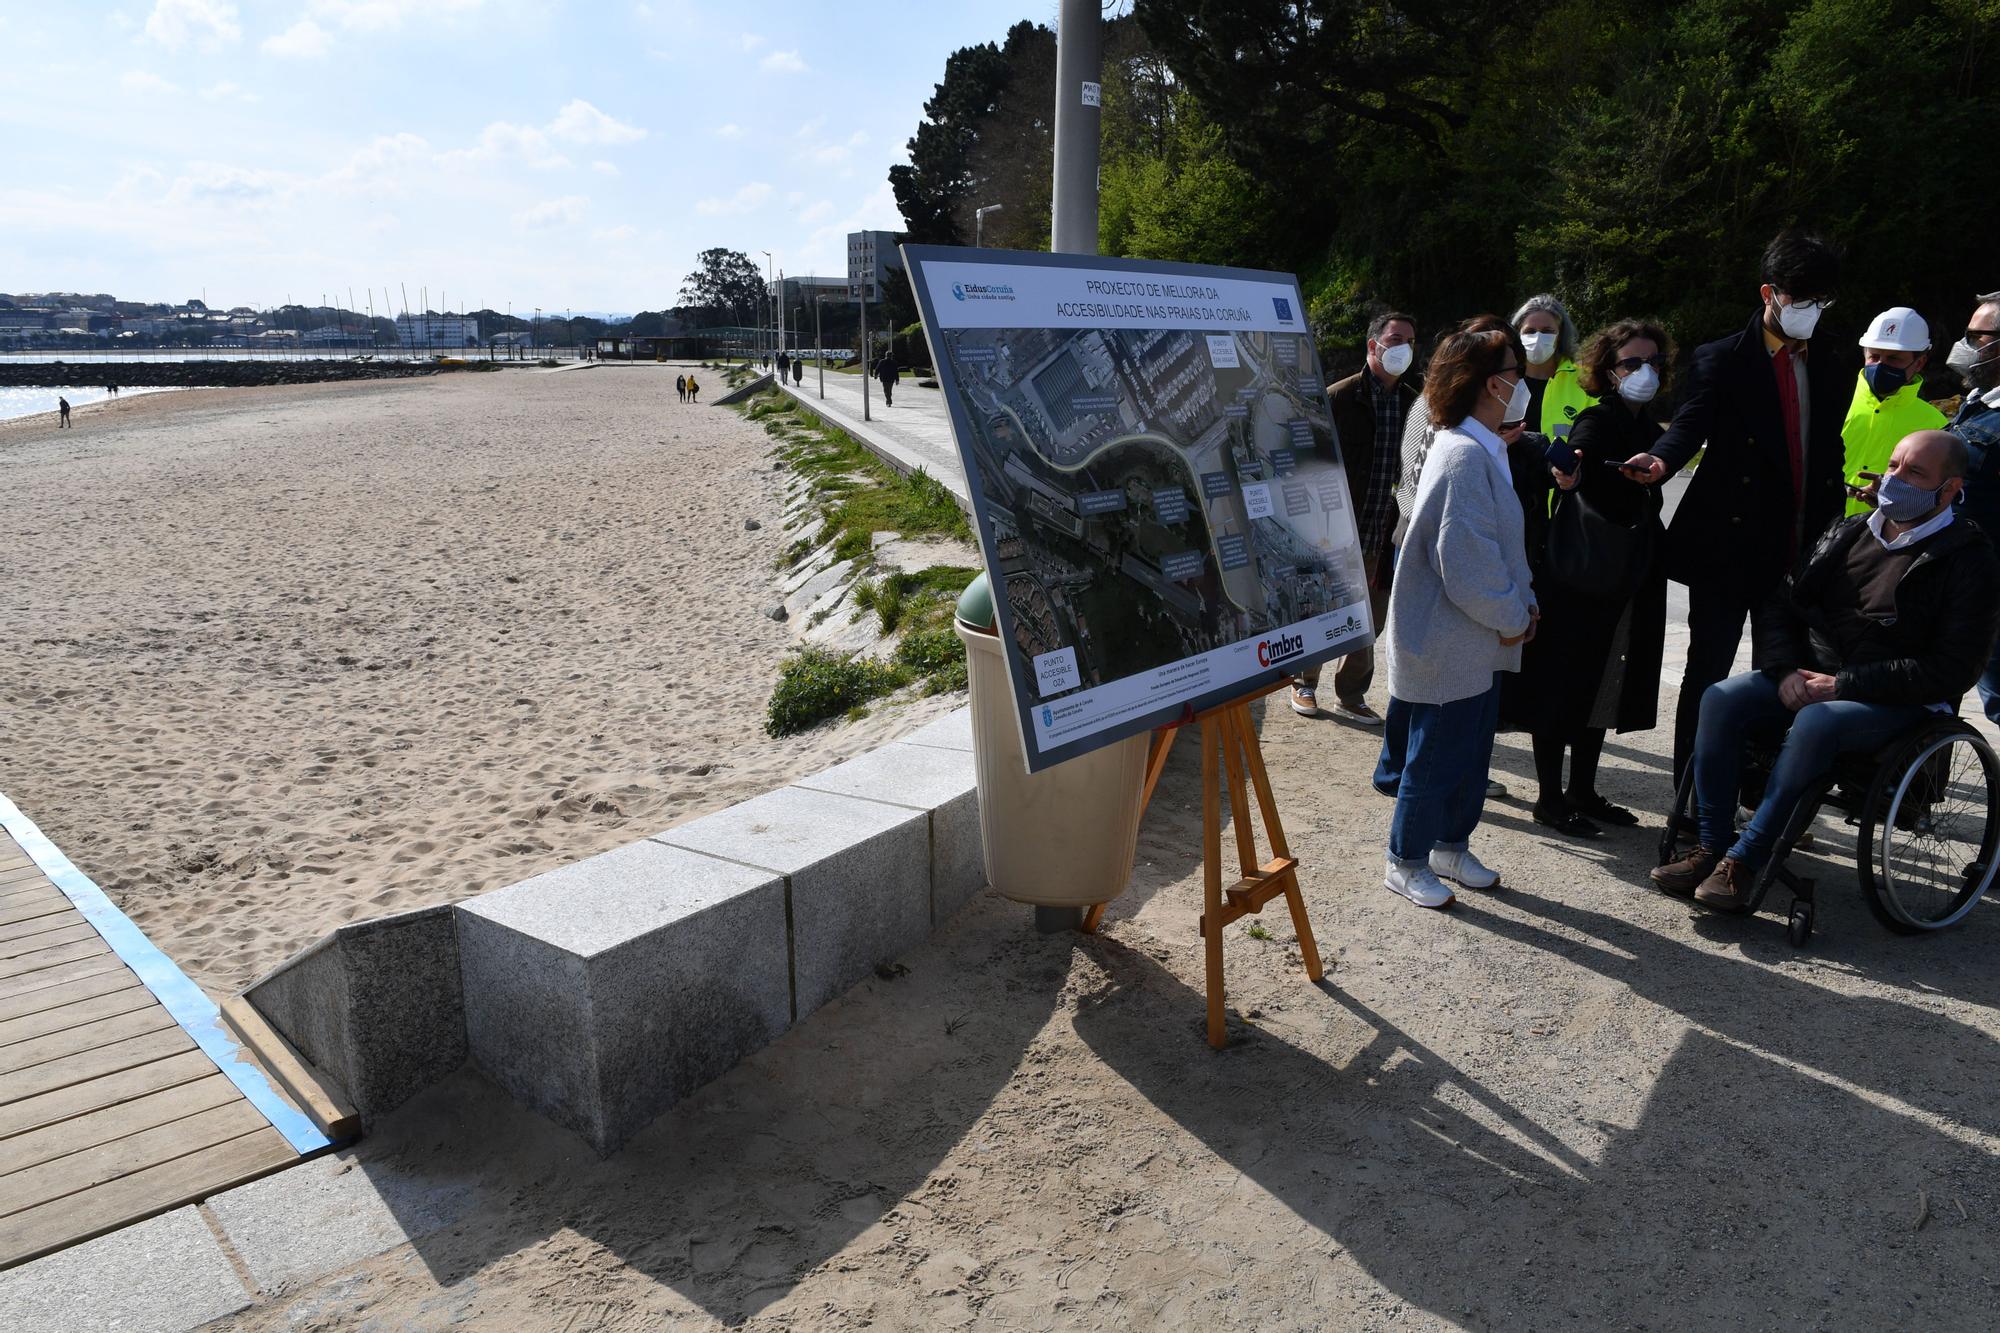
[1298,552,1393,704]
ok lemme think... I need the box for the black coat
[1504,403,1669,735]
[1755,514,2000,706]
[1653,310,1853,593]
[1328,369,1421,566]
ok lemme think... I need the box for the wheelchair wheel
[1856,723,2000,933]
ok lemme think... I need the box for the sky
[0,0,1037,314]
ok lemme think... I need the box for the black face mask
[1863,362,1910,399]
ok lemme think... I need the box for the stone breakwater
[0,360,455,389]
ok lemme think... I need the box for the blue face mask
[1876,472,1943,523]
[1863,362,1911,399]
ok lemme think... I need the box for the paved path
[0,803,327,1271]
[780,370,970,507]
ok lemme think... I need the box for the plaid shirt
[1357,370,1407,560]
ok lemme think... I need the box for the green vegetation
[1245,924,1274,942]
[766,649,906,736]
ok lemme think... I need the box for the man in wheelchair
[1651,429,2000,910]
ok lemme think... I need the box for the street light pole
[758,250,772,366]
[975,203,1004,248]
[815,295,824,399]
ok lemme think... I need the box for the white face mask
[1947,335,1999,389]
[1378,342,1414,377]
[1774,298,1822,340]
[1618,363,1660,404]
[1493,372,1532,422]
[1521,331,1558,365]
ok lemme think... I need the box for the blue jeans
[1372,696,1413,796]
[1386,677,1502,863]
[1692,671,1927,868]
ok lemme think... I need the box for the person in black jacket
[1620,231,1855,784]
[1506,319,1673,838]
[875,352,899,406]
[1651,429,2000,911]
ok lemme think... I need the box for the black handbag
[1545,482,1656,598]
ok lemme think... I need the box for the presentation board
[904,246,1375,772]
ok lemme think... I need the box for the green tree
[888,34,1018,244]
[676,248,764,328]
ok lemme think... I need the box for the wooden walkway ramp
[0,804,332,1270]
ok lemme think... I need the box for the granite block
[0,1206,249,1332]
[792,741,985,924]
[900,707,975,752]
[244,903,465,1121]
[457,839,790,1155]
[654,785,932,1015]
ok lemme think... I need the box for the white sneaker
[1385,859,1456,909]
[1430,846,1500,890]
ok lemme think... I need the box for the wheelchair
[1659,714,2000,945]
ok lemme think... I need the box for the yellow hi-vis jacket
[1538,360,1594,440]
[1841,372,1946,515]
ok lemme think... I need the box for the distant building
[847,230,899,302]
[301,325,371,347]
[396,313,480,348]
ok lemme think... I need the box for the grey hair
[1977,290,2000,307]
[1510,293,1578,360]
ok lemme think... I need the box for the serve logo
[1255,631,1305,668]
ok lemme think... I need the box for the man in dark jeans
[1622,231,1856,784]
[1294,309,1419,726]
[1651,430,1999,910]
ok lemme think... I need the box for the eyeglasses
[1779,294,1836,311]
[1967,327,2000,344]
[1614,355,1668,372]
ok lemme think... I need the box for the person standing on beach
[58,396,71,427]
[676,373,687,403]
[687,374,700,403]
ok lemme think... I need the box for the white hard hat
[1859,306,1931,352]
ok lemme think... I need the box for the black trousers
[1673,580,1776,785]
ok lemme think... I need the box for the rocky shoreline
[0,360,464,389]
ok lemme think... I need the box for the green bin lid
[955,572,994,630]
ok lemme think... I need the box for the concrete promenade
[778,369,970,506]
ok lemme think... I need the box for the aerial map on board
[906,248,1375,773]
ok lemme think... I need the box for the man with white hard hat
[1841,306,1946,514]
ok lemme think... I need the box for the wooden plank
[0,855,34,874]
[0,1126,296,1269]
[0,953,130,1003]
[0,909,84,945]
[0,1074,239,1178]
[0,966,138,1022]
[0,898,74,931]
[220,996,359,1140]
[0,883,60,908]
[0,1007,178,1077]
[0,922,97,961]
[0,937,110,981]
[0,1049,216,1139]
[0,1027,194,1106]
[0,985,153,1049]
[0,1099,270,1219]
[0,866,54,889]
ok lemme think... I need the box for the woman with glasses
[1506,320,1676,837]
[1378,327,1539,909]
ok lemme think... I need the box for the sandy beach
[0,366,958,994]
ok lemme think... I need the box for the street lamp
[758,250,772,365]
[975,203,1005,248]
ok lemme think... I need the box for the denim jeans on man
[1692,671,1927,866]
[1386,675,1502,864]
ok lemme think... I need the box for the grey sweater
[1384,425,1537,705]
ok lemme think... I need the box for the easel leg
[1201,717,1226,1049]
[1218,707,1259,878]
[1239,705,1325,982]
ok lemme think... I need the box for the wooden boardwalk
[0,827,308,1269]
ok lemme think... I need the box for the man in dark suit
[1621,231,1854,782]
[1294,310,1419,725]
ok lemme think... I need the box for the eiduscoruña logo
[953,282,1016,303]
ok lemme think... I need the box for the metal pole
[860,296,870,422]
[1051,0,1102,255]
[816,296,824,399]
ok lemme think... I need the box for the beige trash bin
[954,582,1148,911]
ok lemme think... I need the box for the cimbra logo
[1255,631,1305,668]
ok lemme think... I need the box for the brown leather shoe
[1694,858,1756,913]
[1650,847,1719,897]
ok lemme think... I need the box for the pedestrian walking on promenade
[1512,294,1593,442]
[1378,327,1538,909]
[57,396,71,427]
[1616,230,1855,785]
[1505,319,1674,838]
[875,351,899,406]
[1841,306,1945,515]
[1294,310,1418,725]
[1945,290,2000,723]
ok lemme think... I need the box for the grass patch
[894,625,969,694]
[766,648,905,736]
[1245,924,1274,941]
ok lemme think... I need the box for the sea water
[0,385,181,424]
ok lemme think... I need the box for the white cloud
[164,162,293,208]
[593,224,639,242]
[695,182,773,216]
[591,160,620,176]
[739,32,764,51]
[120,70,183,97]
[199,79,258,102]
[800,200,834,224]
[519,195,587,230]
[714,123,745,141]
[145,0,240,50]
[325,133,432,190]
[760,49,806,74]
[549,99,646,145]
[308,0,482,32]
[441,121,570,170]
[262,19,331,59]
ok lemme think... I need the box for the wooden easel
[1081,683,1325,1049]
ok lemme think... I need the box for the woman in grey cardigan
[1378,327,1539,908]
